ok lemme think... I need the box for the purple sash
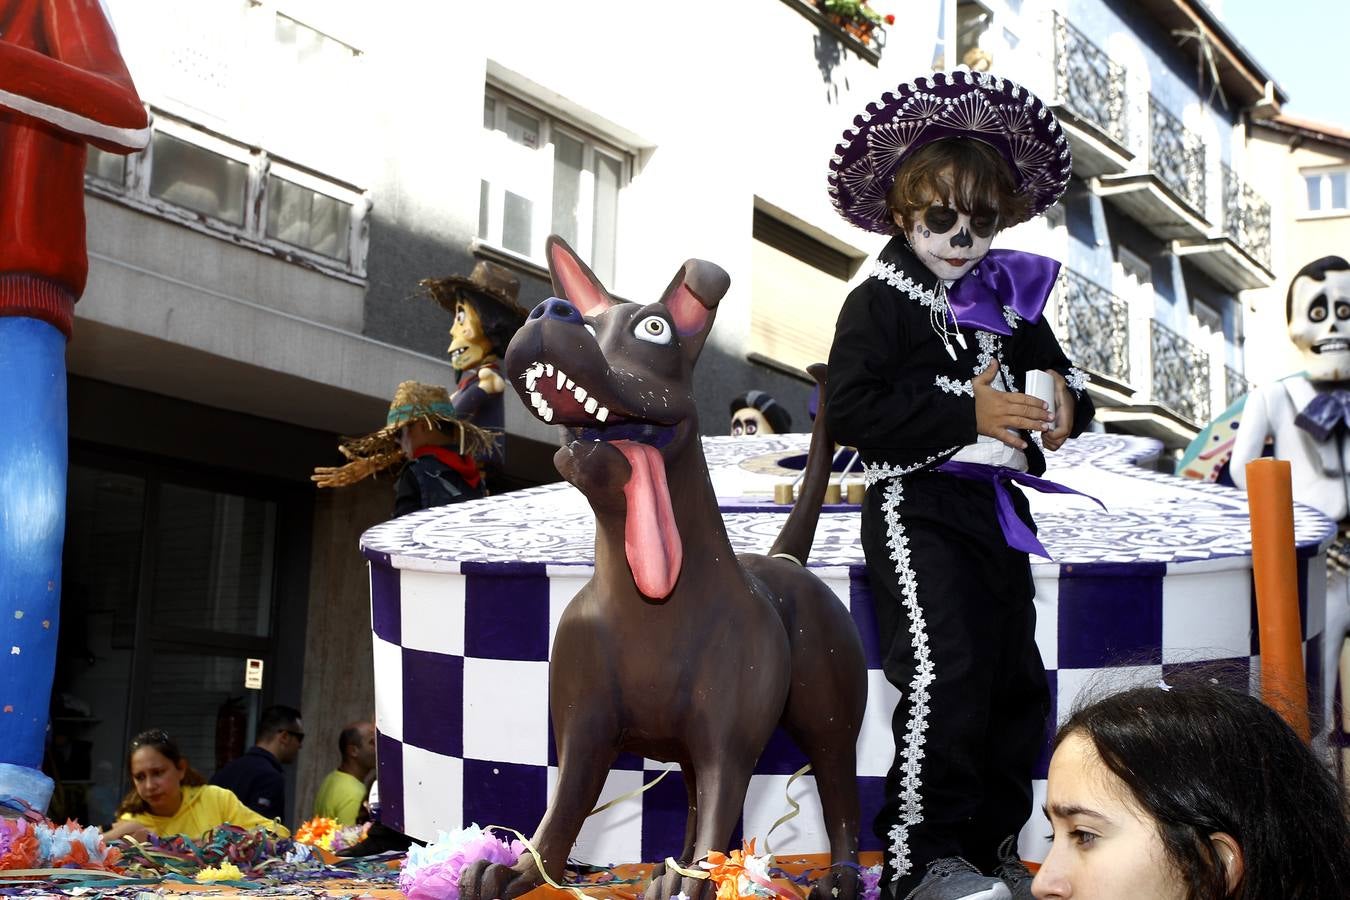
[936,460,1106,558]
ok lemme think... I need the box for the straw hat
[828,68,1072,234]
[312,382,495,489]
[421,260,527,318]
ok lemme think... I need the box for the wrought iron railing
[1148,97,1206,215]
[1053,12,1127,147]
[1054,269,1130,384]
[1151,319,1211,424]
[1224,364,1252,407]
[1220,163,1272,269]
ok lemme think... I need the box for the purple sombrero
[828,68,1072,235]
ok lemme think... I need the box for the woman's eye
[634,315,672,345]
[1069,829,1098,848]
[923,207,959,233]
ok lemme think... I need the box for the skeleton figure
[1231,256,1350,766]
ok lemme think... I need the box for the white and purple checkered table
[361,432,1335,864]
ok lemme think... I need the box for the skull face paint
[1289,267,1350,382]
[897,202,998,281]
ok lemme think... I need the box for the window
[1304,166,1350,215]
[749,208,862,374]
[479,90,626,284]
[84,111,368,276]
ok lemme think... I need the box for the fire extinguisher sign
[245,658,264,690]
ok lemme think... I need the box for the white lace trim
[1066,366,1088,396]
[1002,305,1021,330]
[861,449,961,489]
[934,375,973,397]
[880,477,934,880]
[872,261,941,309]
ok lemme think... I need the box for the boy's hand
[973,361,1052,450]
[1042,369,1076,452]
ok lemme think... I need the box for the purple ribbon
[947,249,1062,335]
[936,460,1106,558]
[1294,389,1350,442]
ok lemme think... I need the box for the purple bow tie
[947,250,1062,335]
[1295,389,1350,442]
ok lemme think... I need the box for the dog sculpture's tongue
[613,440,682,599]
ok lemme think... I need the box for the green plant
[822,0,884,25]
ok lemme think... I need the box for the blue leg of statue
[0,317,67,812]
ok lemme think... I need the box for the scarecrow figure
[729,390,792,436]
[312,382,495,517]
[420,261,528,439]
[0,0,148,813]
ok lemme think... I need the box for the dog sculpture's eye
[634,315,672,345]
[584,323,597,338]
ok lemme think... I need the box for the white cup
[1024,369,1057,422]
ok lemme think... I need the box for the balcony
[1054,269,1131,388]
[1093,96,1210,243]
[1150,318,1212,426]
[1172,164,1276,291]
[1049,12,1132,178]
[1225,364,1252,408]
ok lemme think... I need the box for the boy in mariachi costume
[826,70,1095,900]
[0,0,148,812]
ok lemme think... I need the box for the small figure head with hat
[311,381,495,491]
[421,261,528,374]
[730,390,791,437]
[828,68,1072,280]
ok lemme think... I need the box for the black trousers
[862,471,1049,893]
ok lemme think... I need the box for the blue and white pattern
[362,432,1336,865]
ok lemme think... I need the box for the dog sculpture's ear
[659,259,730,362]
[547,235,615,317]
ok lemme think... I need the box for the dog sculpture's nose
[529,297,584,324]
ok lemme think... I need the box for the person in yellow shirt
[312,720,375,825]
[102,729,290,841]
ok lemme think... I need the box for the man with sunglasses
[209,705,305,826]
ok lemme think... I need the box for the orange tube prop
[1246,458,1311,742]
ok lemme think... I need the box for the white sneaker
[901,857,1012,900]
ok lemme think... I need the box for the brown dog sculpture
[460,237,867,900]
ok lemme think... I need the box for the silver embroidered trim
[861,449,961,490]
[934,375,973,397]
[870,468,939,879]
[1066,366,1088,396]
[872,261,940,309]
[1002,305,1021,329]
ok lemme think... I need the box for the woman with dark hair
[1034,681,1350,899]
[102,730,289,841]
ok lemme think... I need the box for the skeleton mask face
[448,300,496,371]
[897,202,998,282]
[1289,268,1350,382]
[730,407,773,437]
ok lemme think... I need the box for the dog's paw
[643,864,712,900]
[458,859,537,900]
[807,864,861,900]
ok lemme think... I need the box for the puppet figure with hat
[825,69,1096,899]
[420,261,528,442]
[729,389,792,436]
[312,382,495,517]
[0,3,148,814]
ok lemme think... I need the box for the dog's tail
[769,363,835,567]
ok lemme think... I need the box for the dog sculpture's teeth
[542,405,554,423]
[556,370,567,391]
[574,386,588,403]
[530,391,544,410]
[584,397,598,414]
[565,378,575,390]
[596,406,610,423]
[544,363,555,377]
